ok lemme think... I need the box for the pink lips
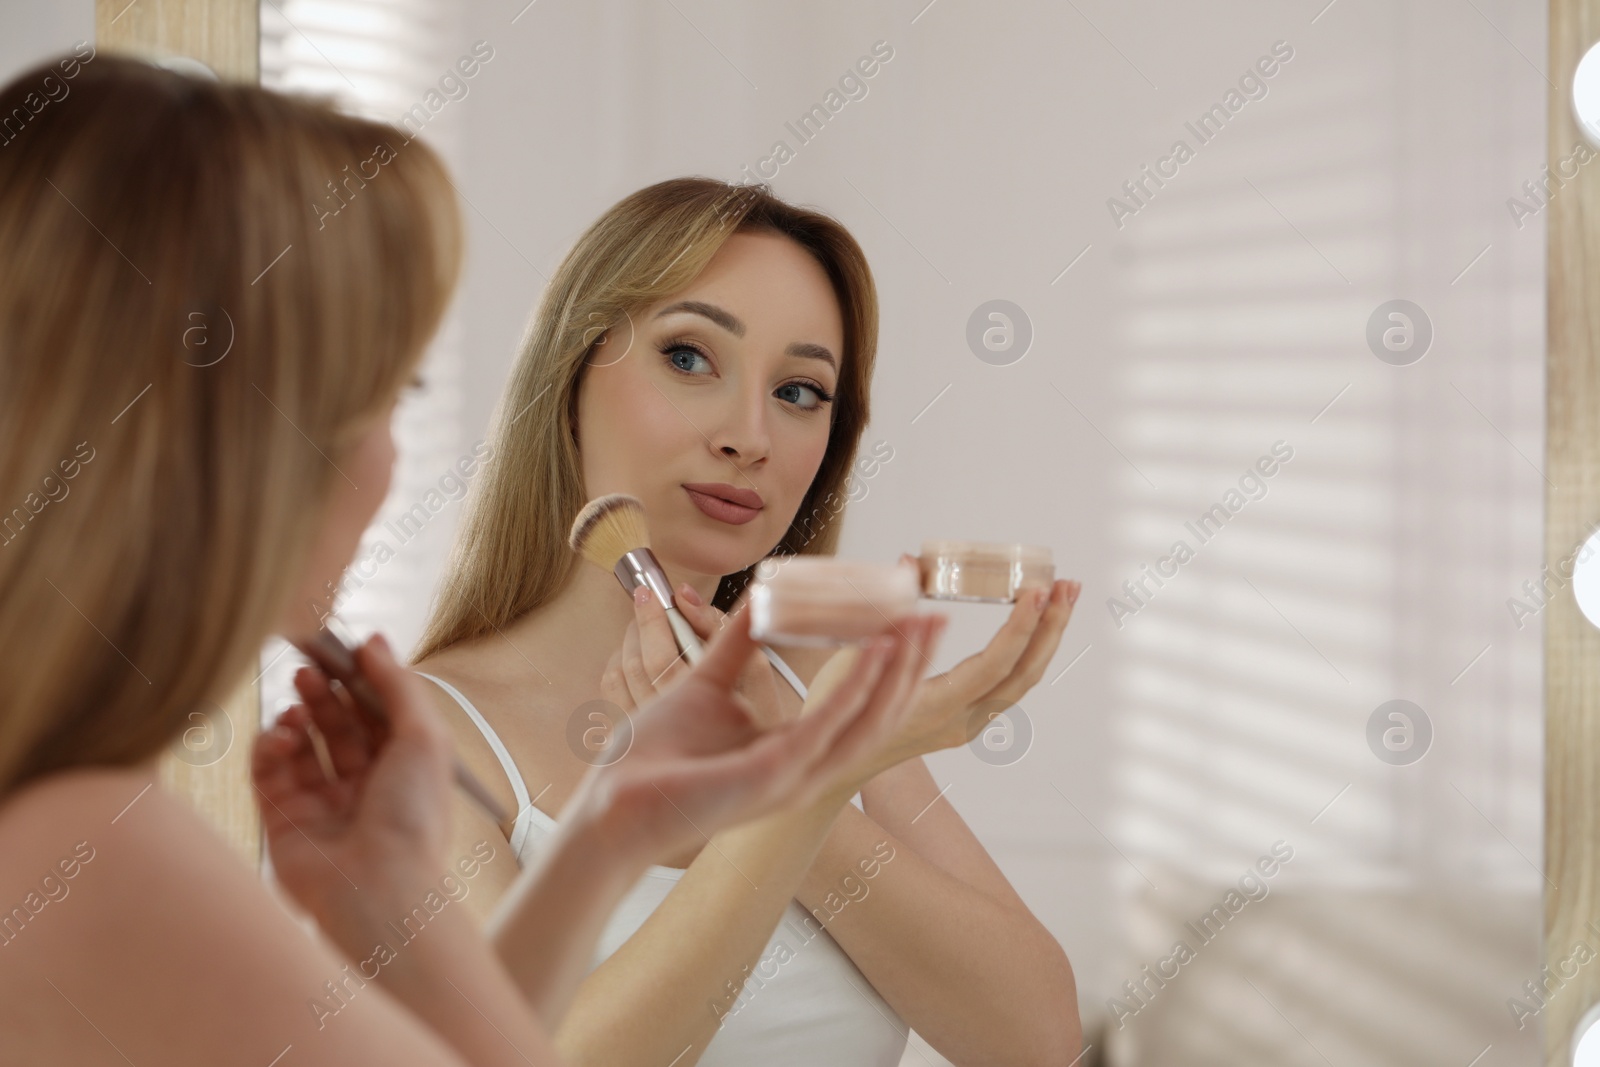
[683,483,764,525]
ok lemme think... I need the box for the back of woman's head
[0,54,462,797]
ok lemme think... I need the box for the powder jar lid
[749,556,922,646]
[918,540,1055,603]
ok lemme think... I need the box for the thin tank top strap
[760,645,809,701]
[414,671,534,859]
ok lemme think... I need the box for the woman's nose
[711,389,772,464]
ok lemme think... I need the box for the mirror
[0,1,1555,1063]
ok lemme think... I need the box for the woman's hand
[600,583,788,728]
[251,633,456,933]
[837,562,1082,778]
[570,600,948,870]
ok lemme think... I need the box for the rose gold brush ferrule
[611,547,705,663]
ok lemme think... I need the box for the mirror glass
[0,2,1551,1064]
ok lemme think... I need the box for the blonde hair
[412,177,879,662]
[0,55,462,797]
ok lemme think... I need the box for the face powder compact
[748,556,922,646]
[917,540,1055,604]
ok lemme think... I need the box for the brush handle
[613,547,706,665]
[292,628,510,825]
[665,606,706,665]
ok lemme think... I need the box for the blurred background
[2,2,1546,1063]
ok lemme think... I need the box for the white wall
[0,2,91,84]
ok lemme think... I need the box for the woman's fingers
[251,714,303,799]
[252,706,350,829]
[292,667,373,778]
[617,590,691,705]
[784,615,941,784]
[675,582,725,640]
[941,584,1052,700]
[978,579,1081,706]
[632,587,690,689]
[675,584,783,726]
[354,633,451,754]
[789,633,895,748]
[815,616,941,787]
[725,633,898,806]
[619,618,657,705]
[830,616,943,763]
[685,604,758,693]
[266,703,339,794]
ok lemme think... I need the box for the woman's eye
[775,382,826,410]
[662,343,712,375]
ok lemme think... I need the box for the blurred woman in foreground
[0,54,943,1065]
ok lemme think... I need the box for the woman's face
[279,398,400,641]
[574,230,844,583]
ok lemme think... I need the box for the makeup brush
[290,617,509,824]
[569,493,705,665]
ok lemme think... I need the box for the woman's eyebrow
[654,300,744,336]
[654,300,837,371]
[785,341,837,372]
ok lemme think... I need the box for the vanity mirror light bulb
[917,540,1055,604]
[1572,1001,1600,1066]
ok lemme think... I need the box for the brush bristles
[570,493,652,572]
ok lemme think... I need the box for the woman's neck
[490,557,722,692]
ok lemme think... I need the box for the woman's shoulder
[408,644,575,825]
[0,765,466,1064]
[0,763,271,952]
[0,763,163,879]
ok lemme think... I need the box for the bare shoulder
[409,641,584,817]
[409,647,531,923]
[0,766,462,1065]
[409,644,527,828]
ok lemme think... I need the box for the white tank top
[415,646,907,1066]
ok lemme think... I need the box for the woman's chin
[652,535,766,586]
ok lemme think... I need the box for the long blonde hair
[0,55,462,797]
[412,178,879,662]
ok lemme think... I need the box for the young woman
[0,56,947,1065]
[410,178,1085,1065]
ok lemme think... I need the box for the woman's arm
[317,796,649,1060]
[255,641,622,1066]
[0,766,534,1067]
[797,758,1081,1066]
[529,794,849,1067]
[779,580,1084,1065]
[486,601,945,1066]
[517,579,1082,1067]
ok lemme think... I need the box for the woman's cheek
[640,389,708,455]
[776,432,831,519]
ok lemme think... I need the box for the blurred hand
[251,633,456,930]
[571,600,947,869]
[600,582,788,728]
[826,559,1082,779]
